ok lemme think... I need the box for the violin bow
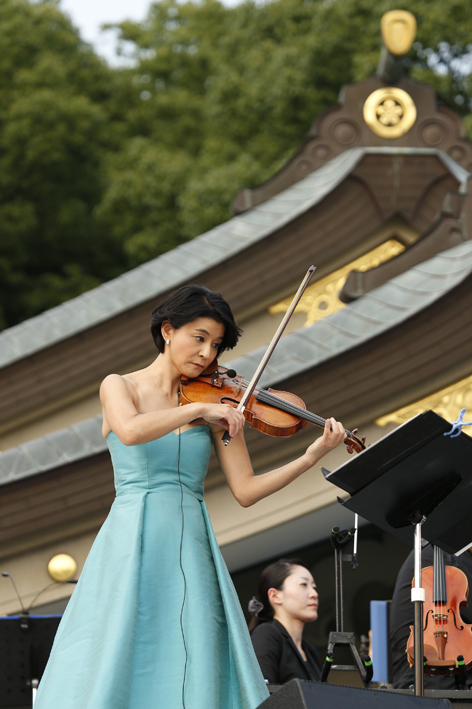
[222,265,316,445]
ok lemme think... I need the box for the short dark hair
[249,558,307,633]
[150,285,242,355]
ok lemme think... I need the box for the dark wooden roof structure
[0,148,469,436]
[2,16,472,561]
[233,76,472,213]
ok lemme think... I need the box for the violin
[180,363,366,454]
[407,546,472,674]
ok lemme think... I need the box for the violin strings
[440,546,444,632]
[249,383,353,437]
[434,546,446,632]
[252,386,325,424]
[255,388,322,423]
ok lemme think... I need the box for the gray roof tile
[224,220,258,240]
[144,261,175,283]
[184,239,222,261]
[70,301,105,325]
[21,438,64,469]
[392,269,427,290]
[0,340,21,363]
[289,332,325,363]
[367,283,428,309]
[75,416,108,451]
[0,415,107,486]
[300,320,341,344]
[80,288,122,317]
[0,448,38,481]
[106,275,148,307]
[47,427,93,459]
[366,302,408,324]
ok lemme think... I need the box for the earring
[166,339,170,345]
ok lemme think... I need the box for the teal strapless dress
[34,426,269,709]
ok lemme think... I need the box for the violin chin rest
[423,644,456,666]
[423,643,440,659]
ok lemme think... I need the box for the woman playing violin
[34,284,346,709]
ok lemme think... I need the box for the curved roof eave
[1,240,471,486]
[0,147,467,370]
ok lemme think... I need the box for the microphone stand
[319,523,373,687]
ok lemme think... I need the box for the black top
[390,544,472,689]
[251,619,322,685]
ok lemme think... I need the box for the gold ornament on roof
[363,87,417,139]
[375,374,472,437]
[381,10,417,56]
[269,239,404,327]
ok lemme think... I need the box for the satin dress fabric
[34,425,269,709]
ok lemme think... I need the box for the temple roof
[0,147,467,370]
[2,240,471,487]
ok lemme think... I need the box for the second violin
[407,546,472,675]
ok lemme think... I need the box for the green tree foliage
[0,0,129,328]
[2,0,472,329]
[103,0,472,259]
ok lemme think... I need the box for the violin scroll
[345,428,366,455]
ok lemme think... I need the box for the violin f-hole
[448,608,465,631]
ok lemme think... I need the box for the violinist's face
[163,317,224,377]
[271,566,319,624]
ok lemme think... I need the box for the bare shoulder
[100,373,137,402]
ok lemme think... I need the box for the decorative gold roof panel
[376,373,472,437]
[269,239,404,326]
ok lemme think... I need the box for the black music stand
[0,615,61,707]
[321,410,472,697]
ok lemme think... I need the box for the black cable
[177,424,188,709]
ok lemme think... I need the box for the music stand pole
[335,546,343,632]
[412,518,426,697]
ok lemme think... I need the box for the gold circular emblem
[363,87,417,139]
[47,553,77,582]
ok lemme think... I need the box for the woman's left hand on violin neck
[304,417,347,465]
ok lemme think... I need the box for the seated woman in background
[249,558,322,685]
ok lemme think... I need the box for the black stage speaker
[257,680,454,709]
